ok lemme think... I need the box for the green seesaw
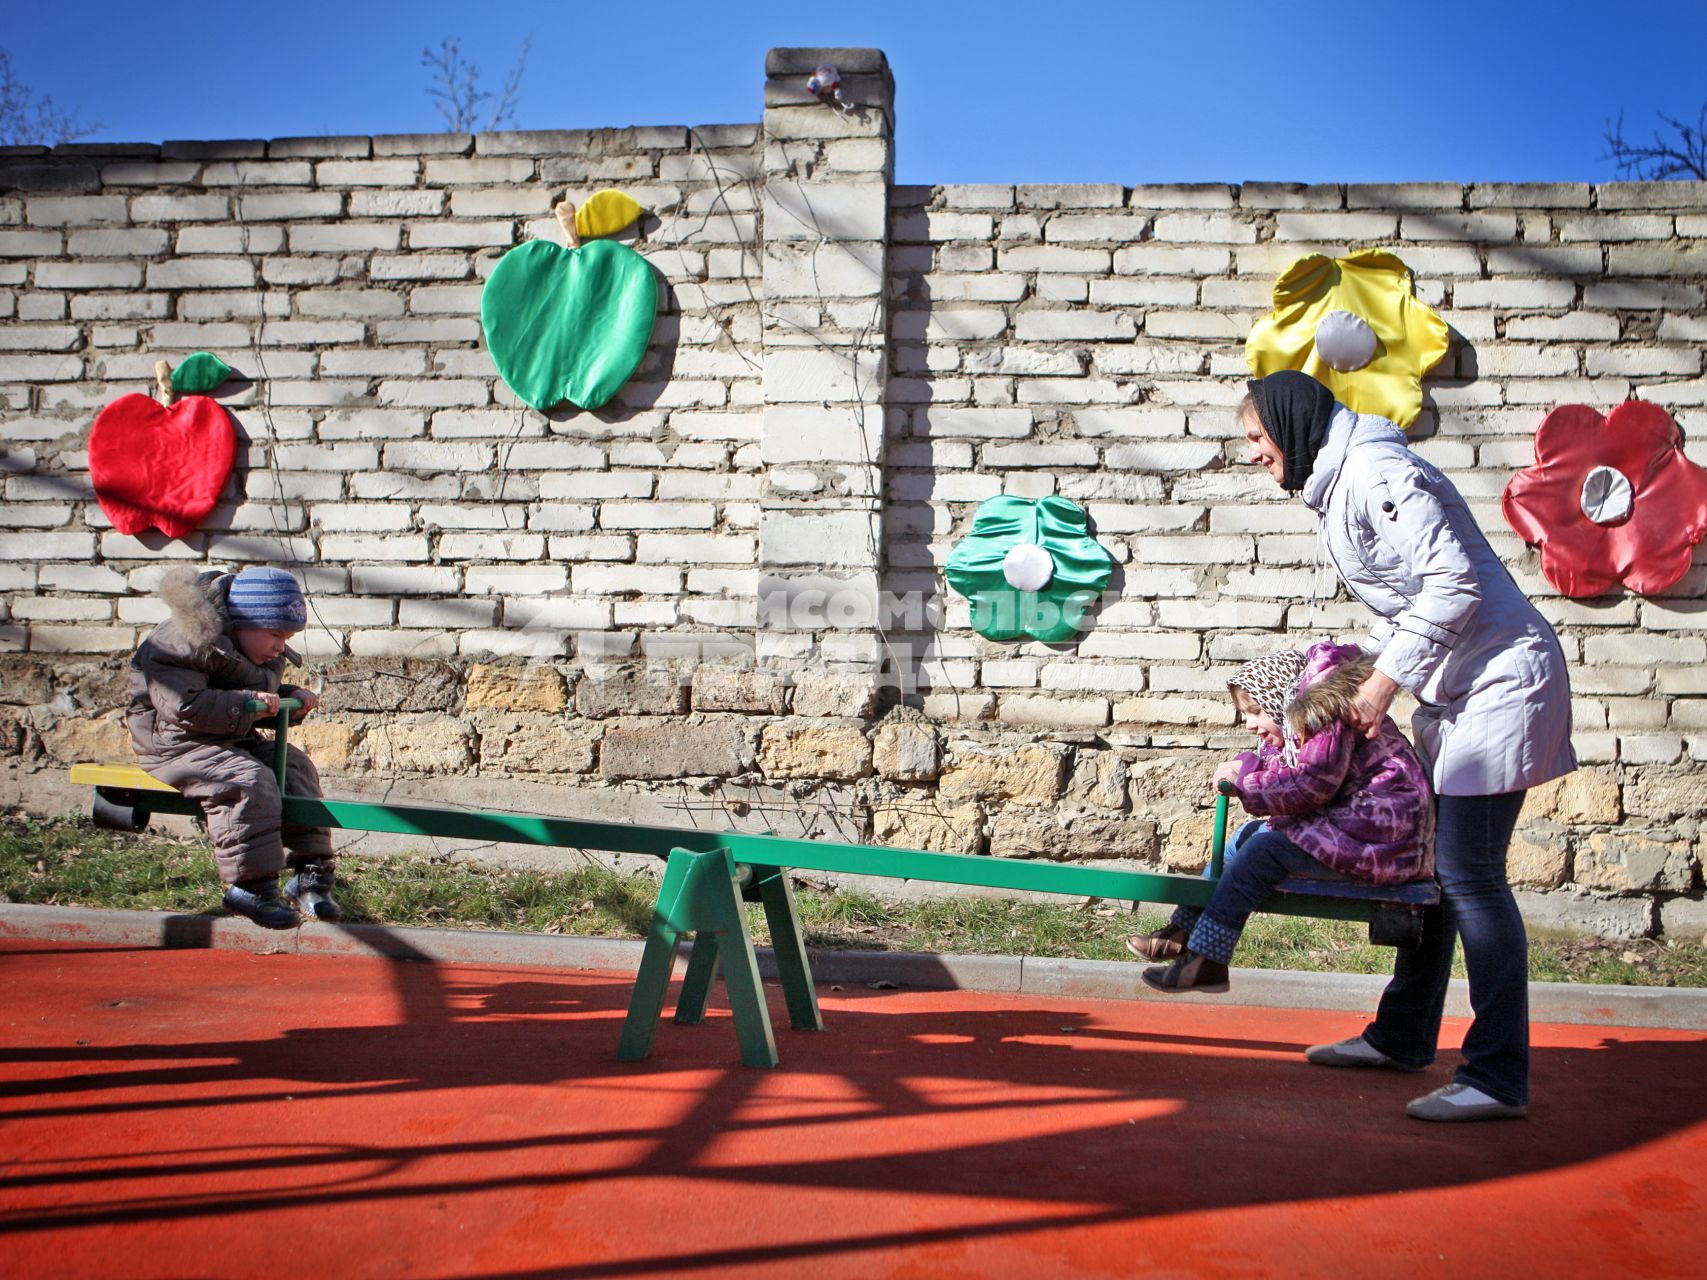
[71,700,1438,1068]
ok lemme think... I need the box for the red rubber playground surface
[2,937,1704,1279]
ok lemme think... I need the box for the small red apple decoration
[88,354,236,540]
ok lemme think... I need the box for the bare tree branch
[0,48,97,146]
[489,39,530,133]
[422,37,479,133]
[422,36,530,134]
[1604,105,1707,181]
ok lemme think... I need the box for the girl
[1130,641,1434,997]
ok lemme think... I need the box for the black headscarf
[1248,371,1338,493]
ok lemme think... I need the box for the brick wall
[0,121,768,660]
[3,48,1705,937]
[884,174,1707,721]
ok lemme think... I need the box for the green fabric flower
[945,495,1115,642]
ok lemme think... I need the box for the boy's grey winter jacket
[126,567,303,762]
[126,568,326,884]
[1301,408,1576,796]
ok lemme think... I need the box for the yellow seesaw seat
[68,763,179,792]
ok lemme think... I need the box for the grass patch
[5,813,1703,987]
[0,813,656,940]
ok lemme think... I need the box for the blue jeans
[1169,821,1350,965]
[1363,791,1529,1106]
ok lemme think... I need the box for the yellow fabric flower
[1245,249,1450,430]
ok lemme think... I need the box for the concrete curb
[4,902,1704,1030]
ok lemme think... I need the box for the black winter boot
[1140,950,1231,995]
[224,878,300,930]
[285,860,342,922]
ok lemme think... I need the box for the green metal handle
[244,698,304,789]
[1209,780,1234,879]
[245,698,303,713]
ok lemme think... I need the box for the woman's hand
[1212,760,1243,788]
[1350,670,1402,739]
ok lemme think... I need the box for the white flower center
[1314,309,1378,371]
[1580,465,1633,525]
[1002,542,1054,592]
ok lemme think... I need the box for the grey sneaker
[1406,1082,1528,1122]
[1304,1035,1425,1073]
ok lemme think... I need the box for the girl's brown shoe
[1124,925,1190,961]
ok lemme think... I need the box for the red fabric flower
[1502,401,1707,597]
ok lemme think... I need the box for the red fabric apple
[1502,401,1707,597]
[88,393,235,540]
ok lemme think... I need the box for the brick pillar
[756,48,893,679]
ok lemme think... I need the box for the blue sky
[6,0,1706,184]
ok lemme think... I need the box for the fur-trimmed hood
[1287,641,1376,742]
[158,566,234,653]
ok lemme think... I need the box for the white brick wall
[2,122,766,660]
[877,175,1707,751]
[4,70,1707,777]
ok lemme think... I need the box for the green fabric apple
[945,495,1115,642]
[481,237,657,412]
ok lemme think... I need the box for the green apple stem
[553,199,582,248]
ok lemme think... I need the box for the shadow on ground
[1,937,1703,1277]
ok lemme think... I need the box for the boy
[126,565,339,929]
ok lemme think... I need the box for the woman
[1240,370,1575,1123]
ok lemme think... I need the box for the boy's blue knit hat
[226,567,306,631]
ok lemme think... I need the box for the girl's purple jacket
[1230,641,1436,885]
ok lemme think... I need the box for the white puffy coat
[1301,408,1577,796]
